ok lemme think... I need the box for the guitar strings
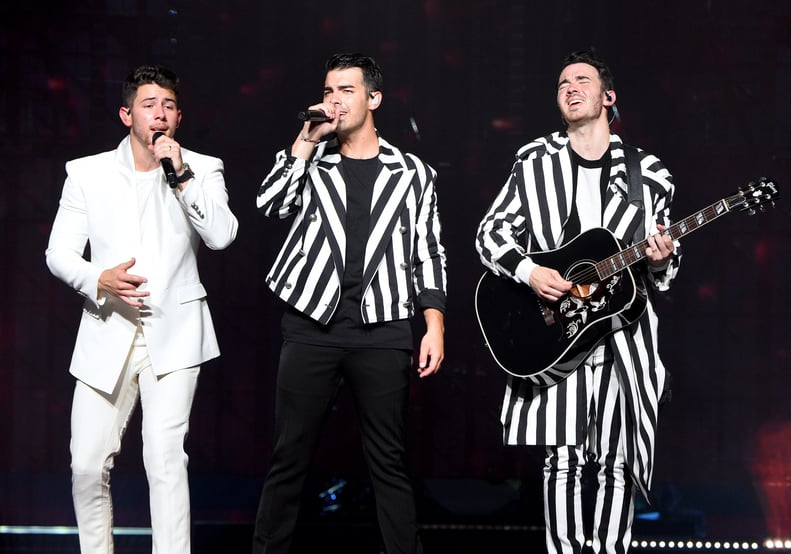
[565,238,650,285]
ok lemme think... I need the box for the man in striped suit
[476,51,681,553]
[252,53,447,554]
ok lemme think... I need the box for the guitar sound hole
[569,283,595,300]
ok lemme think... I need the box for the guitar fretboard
[595,195,746,279]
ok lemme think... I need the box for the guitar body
[475,227,647,386]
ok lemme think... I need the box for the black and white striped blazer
[257,134,447,325]
[476,131,681,499]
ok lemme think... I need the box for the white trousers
[70,332,200,554]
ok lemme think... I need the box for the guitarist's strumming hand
[645,224,675,268]
[528,266,573,303]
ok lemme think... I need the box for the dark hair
[325,53,383,95]
[122,65,180,108]
[560,50,614,92]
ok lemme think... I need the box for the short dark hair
[560,50,614,92]
[325,53,383,95]
[122,65,180,108]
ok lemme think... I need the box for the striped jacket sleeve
[406,153,447,312]
[256,145,323,218]
[638,150,681,291]
[475,138,549,280]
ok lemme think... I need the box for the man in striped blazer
[252,53,447,554]
[476,51,681,553]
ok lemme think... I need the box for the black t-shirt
[281,155,413,349]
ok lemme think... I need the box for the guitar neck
[596,197,735,279]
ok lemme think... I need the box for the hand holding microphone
[294,104,337,149]
[152,131,179,188]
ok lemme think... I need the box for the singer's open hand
[417,308,445,378]
[98,257,149,307]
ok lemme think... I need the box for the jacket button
[190,202,205,219]
[285,283,292,289]
[309,214,318,222]
[399,226,407,234]
[400,263,408,270]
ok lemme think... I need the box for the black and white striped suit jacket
[258,134,447,325]
[475,131,681,499]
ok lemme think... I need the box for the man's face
[121,83,182,147]
[556,62,607,126]
[323,67,375,135]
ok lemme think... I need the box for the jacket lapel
[312,151,347,277]
[111,137,147,256]
[362,162,413,288]
[527,146,575,251]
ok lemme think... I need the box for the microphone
[297,110,331,122]
[152,131,178,188]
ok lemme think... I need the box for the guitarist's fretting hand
[645,224,675,268]
[528,266,573,303]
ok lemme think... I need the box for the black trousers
[252,342,423,554]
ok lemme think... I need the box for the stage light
[628,537,765,551]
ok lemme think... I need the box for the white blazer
[46,136,238,394]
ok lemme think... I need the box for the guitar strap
[623,143,673,407]
[623,143,645,243]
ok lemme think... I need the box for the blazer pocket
[177,282,208,304]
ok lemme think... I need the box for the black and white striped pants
[543,346,636,554]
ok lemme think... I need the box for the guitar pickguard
[556,273,622,340]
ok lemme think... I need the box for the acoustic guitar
[475,178,779,387]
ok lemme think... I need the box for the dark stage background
[2,0,790,548]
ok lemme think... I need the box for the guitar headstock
[728,177,780,215]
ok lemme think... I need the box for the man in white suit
[45,64,238,553]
